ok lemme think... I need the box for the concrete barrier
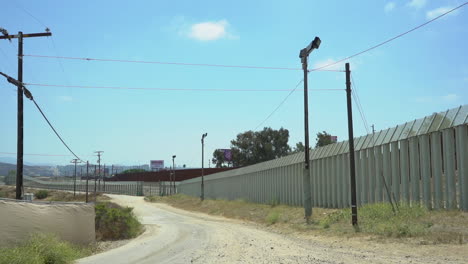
[0,199,95,246]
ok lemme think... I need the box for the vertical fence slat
[400,139,410,204]
[409,137,421,206]
[430,132,443,209]
[443,129,456,209]
[382,144,391,202]
[361,149,369,205]
[375,146,383,202]
[390,141,400,203]
[337,154,343,208]
[355,151,362,206]
[368,147,376,204]
[419,134,432,209]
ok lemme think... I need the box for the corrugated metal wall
[178,105,468,210]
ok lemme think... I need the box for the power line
[351,74,370,134]
[23,54,344,72]
[254,79,303,130]
[12,1,49,28]
[30,98,82,161]
[0,151,72,157]
[0,151,96,157]
[252,3,466,129]
[25,82,344,92]
[313,2,467,71]
[352,91,370,134]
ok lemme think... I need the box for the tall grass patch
[0,233,91,264]
[320,203,431,237]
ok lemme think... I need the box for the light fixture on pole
[299,36,321,224]
[201,133,208,201]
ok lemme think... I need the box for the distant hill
[0,157,54,166]
[0,162,58,177]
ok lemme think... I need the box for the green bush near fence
[95,202,143,240]
[34,190,49,199]
[0,233,91,264]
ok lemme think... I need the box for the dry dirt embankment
[78,195,468,264]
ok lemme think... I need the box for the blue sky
[0,0,467,167]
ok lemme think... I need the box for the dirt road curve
[78,195,467,264]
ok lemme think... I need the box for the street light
[172,155,176,194]
[201,133,208,201]
[299,36,321,224]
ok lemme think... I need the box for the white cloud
[441,93,459,102]
[385,2,396,13]
[407,0,427,9]
[57,95,73,102]
[313,58,346,71]
[426,6,458,20]
[188,19,237,41]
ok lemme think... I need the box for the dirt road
[78,195,467,264]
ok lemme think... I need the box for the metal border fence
[178,105,468,211]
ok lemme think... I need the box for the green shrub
[95,202,143,240]
[266,210,280,225]
[35,190,49,199]
[0,233,90,264]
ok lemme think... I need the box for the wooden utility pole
[345,63,358,226]
[95,151,103,191]
[71,158,80,197]
[0,30,52,199]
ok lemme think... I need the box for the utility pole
[345,63,358,226]
[103,164,106,192]
[95,151,103,192]
[0,30,52,199]
[70,158,80,197]
[172,155,176,194]
[85,161,89,203]
[201,133,208,201]
[94,164,97,200]
[299,36,321,223]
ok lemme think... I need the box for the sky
[0,0,467,168]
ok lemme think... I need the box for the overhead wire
[12,1,49,28]
[352,91,370,135]
[351,73,370,134]
[24,82,344,92]
[251,3,466,129]
[313,2,467,71]
[23,54,344,72]
[254,79,303,130]
[29,96,83,161]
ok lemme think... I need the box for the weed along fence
[178,105,468,211]
[21,176,174,197]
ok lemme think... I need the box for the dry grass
[145,194,468,244]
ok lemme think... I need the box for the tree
[315,131,333,148]
[212,149,229,168]
[212,127,291,167]
[291,142,305,153]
